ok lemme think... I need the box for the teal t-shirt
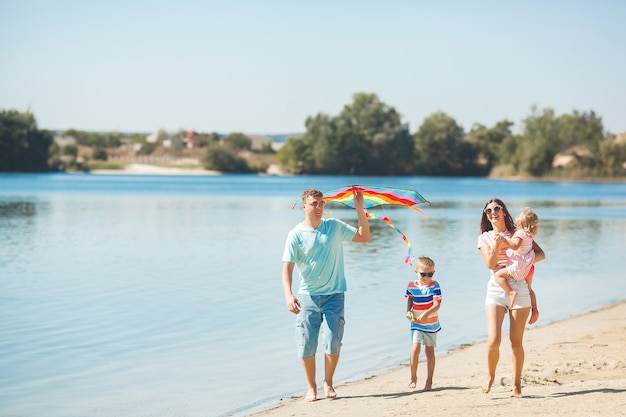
[282,218,357,295]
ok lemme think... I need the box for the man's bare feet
[509,291,518,309]
[512,384,523,397]
[304,386,317,402]
[324,382,337,399]
[423,380,432,391]
[408,379,417,389]
[481,377,494,394]
[528,308,539,325]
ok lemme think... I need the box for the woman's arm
[480,235,504,270]
[532,240,545,263]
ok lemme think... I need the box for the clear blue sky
[1,0,625,136]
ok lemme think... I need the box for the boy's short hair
[416,256,435,270]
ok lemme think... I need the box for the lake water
[1,174,625,417]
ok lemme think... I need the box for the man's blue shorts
[295,293,345,359]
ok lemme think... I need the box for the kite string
[365,211,415,266]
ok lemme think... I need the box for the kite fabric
[294,185,430,265]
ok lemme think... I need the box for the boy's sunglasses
[417,271,435,277]
[484,205,503,215]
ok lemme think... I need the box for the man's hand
[352,189,364,210]
[285,294,301,315]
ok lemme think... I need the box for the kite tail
[409,205,429,221]
[366,212,415,265]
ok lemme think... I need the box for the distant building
[247,135,272,150]
[53,135,77,147]
[146,132,159,143]
[183,131,201,148]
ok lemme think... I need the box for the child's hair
[515,209,539,238]
[415,256,435,271]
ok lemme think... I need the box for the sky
[1,0,625,136]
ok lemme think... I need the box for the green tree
[598,137,626,176]
[517,106,561,176]
[202,142,250,173]
[223,132,252,152]
[335,93,414,175]
[0,109,53,172]
[276,135,314,173]
[413,112,471,175]
[279,93,414,175]
[92,146,108,161]
[468,120,514,172]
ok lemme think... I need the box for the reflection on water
[0,174,625,417]
[0,201,37,217]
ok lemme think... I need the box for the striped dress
[405,280,442,333]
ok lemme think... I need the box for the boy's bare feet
[408,379,417,389]
[528,308,539,325]
[324,382,337,399]
[509,291,518,309]
[304,386,317,402]
[481,377,494,394]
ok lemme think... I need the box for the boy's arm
[417,299,441,320]
[406,296,414,319]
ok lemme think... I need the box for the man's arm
[282,262,300,314]
[351,190,370,243]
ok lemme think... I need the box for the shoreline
[246,300,626,417]
[89,163,221,176]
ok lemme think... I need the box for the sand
[248,301,626,417]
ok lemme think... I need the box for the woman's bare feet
[408,379,417,389]
[423,380,432,391]
[304,386,317,402]
[512,384,523,397]
[509,291,518,309]
[324,382,337,399]
[481,377,494,394]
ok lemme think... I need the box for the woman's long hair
[480,198,516,233]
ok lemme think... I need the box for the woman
[477,198,545,397]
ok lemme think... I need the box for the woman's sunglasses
[484,205,503,215]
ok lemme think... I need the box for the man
[282,187,370,402]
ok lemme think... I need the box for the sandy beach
[249,301,626,417]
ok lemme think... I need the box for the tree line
[276,93,625,178]
[1,94,625,178]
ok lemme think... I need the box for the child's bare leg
[408,342,420,389]
[495,269,517,308]
[423,345,435,391]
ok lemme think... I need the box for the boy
[405,256,442,391]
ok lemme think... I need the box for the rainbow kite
[294,185,430,265]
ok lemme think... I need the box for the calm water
[1,174,625,417]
